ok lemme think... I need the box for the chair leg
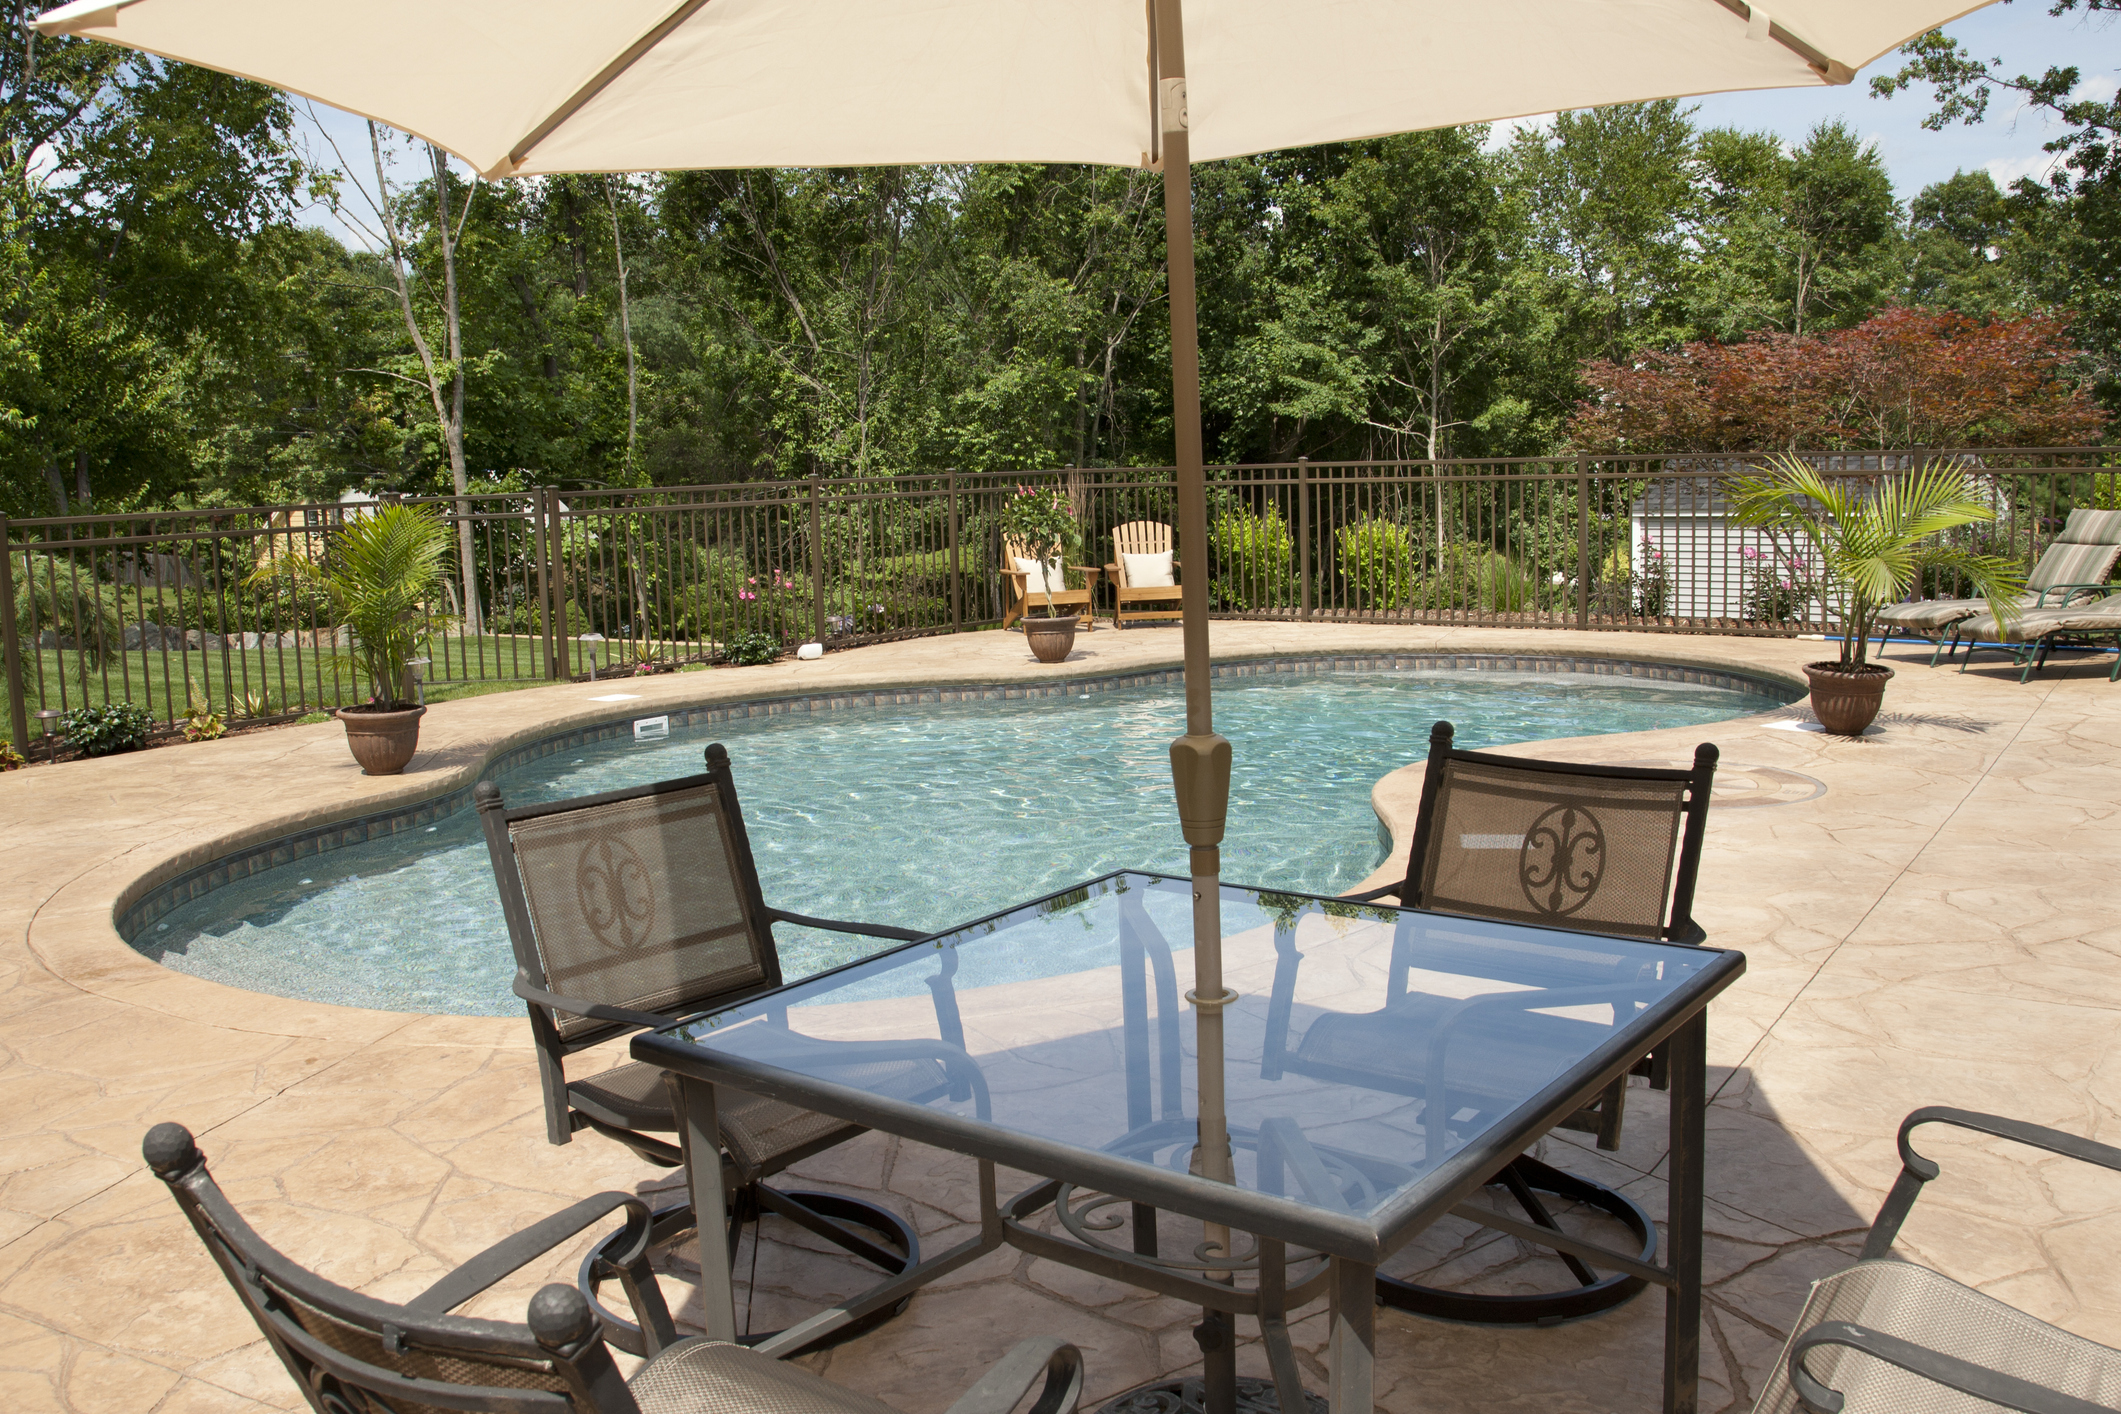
[1374,1156,1656,1326]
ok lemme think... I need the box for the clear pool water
[136,667,1790,1015]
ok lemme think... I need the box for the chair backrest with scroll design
[477,743,784,1143]
[1399,720,1717,944]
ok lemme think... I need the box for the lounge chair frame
[1751,1106,2121,1414]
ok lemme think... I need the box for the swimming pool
[133,661,1793,1016]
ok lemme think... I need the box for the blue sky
[292,0,2117,246]
[1680,0,2118,198]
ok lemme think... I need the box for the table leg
[1256,1238,1308,1414]
[1327,1255,1376,1413]
[1663,1012,1707,1414]
[675,1075,740,1344]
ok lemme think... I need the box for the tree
[1510,102,1701,363]
[1870,0,2121,197]
[1904,170,2022,314]
[1571,306,2108,451]
[1691,122,1900,336]
[0,8,307,515]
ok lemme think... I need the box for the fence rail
[6,447,2117,747]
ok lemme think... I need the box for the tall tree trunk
[43,460,66,515]
[73,448,90,511]
[429,144,482,634]
[606,178,638,480]
[369,123,483,636]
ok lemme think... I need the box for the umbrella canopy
[36,0,1965,177]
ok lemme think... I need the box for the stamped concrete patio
[4,622,2119,1414]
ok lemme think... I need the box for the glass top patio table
[636,870,1745,1259]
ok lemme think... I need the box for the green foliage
[181,674,227,741]
[1209,504,1295,610]
[253,504,451,707]
[1731,455,2027,666]
[63,702,153,756]
[0,737,22,769]
[1335,518,1417,610]
[721,629,783,666]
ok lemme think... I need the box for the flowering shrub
[0,739,24,770]
[734,572,810,640]
[1738,545,1818,624]
[1635,538,1668,617]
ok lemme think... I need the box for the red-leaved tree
[1570,307,2107,452]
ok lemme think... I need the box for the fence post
[947,470,962,635]
[1575,454,1591,631]
[808,476,826,643]
[0,514,27,753]
[1297,458,1312,620]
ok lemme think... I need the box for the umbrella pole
[1155,1,1238,1409]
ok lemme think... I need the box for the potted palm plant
[257,503,452,773]
[998,484,1085,664]
[1732,454,2023,735]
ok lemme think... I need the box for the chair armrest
[513,973,675,1032]
[1862,1107,2121,1258]
[407,1191,657,1316]
[1788,1319,2112,1414]
[943,1337,1085,1414]
[2033,582,2119,607]
[1343,881,1401,903]
[766,906,925,943]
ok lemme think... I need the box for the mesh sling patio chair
[1752,1107,2121,1414]
[143,1120,1085,1414]
[476,742,975,1353]
[1110,522,1185,626]
[1953,586,2121,684]
[1261,719,1717,1325]
[1872,507,2121,666]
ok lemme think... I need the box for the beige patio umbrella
[36,0,1990,1390]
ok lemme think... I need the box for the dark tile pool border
[117,652,1796,943]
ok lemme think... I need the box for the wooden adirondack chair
[1111,522,1184,626]
[1001,536,1096,629]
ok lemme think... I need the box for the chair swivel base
[1378,1155,1655,1327]
[580,1188,922,1355]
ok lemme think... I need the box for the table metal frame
[634,872,1741,1414]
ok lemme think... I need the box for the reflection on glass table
[636,871,1744,1414]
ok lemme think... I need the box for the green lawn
[14,634,604,723]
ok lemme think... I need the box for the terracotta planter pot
[336,704,426,775]
[1023,615,1079,664]
[1804,661,1892,736]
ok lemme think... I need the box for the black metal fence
[5,448,2116,747]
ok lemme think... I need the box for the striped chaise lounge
[1955,584,2121,683]
[1872,507,2121,665]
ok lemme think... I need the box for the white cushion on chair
[1012,556,1064,595]
[1123,550,1174,588]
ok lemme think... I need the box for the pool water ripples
[137,669,1790,1015]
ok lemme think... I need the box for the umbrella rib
[491,0,716,177]
[1699,0,1854,85]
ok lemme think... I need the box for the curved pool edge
[13,624,1818,1040]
